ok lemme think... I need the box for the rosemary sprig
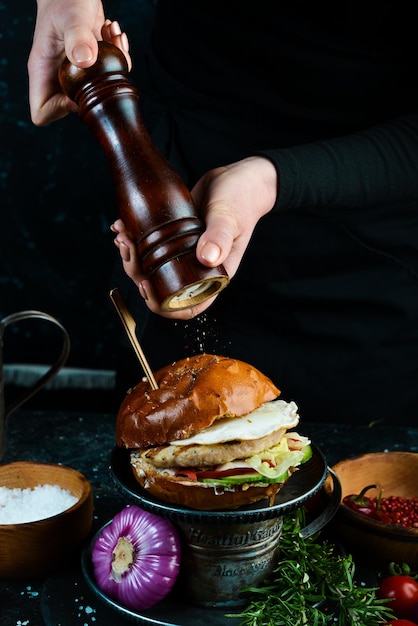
[227,509,394,625]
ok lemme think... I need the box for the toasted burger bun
[116,353,279,448]
[116,353,308,511]
[130,452,287,511]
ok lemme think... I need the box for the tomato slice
[174,467,259,482]
[196,467,258,479]
[175,469,198,481]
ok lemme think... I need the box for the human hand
[28,0,131,126]
[111,156,278,319]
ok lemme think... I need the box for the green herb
[227,509,394,625]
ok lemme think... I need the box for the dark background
[1,0,157,411]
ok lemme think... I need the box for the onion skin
[91,505,181,610]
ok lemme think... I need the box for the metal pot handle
[1,310,71,417]
[0,310,70,459]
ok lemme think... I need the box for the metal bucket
[176,515,283,607]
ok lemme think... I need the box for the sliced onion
[91,505,181,610]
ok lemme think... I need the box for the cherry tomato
[385,621,418,625]
[378,575,418,619]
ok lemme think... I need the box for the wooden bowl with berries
[324,451,418,569]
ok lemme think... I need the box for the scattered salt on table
[0,484,78,524]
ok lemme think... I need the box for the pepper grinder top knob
[59,41,229,312]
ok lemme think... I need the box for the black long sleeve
[261,115,418,213]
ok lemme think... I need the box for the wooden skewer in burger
[116,353,312,511]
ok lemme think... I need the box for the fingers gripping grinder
[59,41,229,312]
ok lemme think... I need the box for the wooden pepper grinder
[59,41,229,312]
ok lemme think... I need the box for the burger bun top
[116,353,280,448]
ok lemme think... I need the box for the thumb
[196,201,236,268]
[64,27,99,67]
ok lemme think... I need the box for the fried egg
[169,399,299,446]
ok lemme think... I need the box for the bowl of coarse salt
[0,461,93,578]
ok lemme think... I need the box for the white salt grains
[0,484,78,524]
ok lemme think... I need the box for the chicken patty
[140,427,286,468]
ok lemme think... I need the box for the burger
[115,353,311,511]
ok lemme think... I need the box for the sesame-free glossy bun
[116,354,279,448]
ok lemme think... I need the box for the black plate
[81,445,341,625]
[109,444,329,525]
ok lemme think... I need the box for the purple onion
[91,505,181,610]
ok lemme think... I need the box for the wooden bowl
[324,451,418,568]
[0,461,94,578]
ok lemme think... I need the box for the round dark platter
[79,444,341,624]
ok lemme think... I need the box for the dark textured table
[1,410,417,626]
